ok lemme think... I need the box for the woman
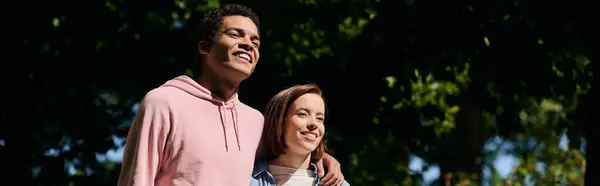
[250,84,350,186]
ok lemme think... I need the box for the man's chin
[224,70,252,82]
[218,64,251,77]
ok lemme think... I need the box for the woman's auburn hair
[261,83,328,161]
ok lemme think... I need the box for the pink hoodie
[118,75,265,186]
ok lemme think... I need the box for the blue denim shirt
[249,159,350,186]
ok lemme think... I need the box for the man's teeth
[236,53,250,61]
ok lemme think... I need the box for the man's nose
[238,39,254,51]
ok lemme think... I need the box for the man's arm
[316,153,345,186]
[118,92,172,186]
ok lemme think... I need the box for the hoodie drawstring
[218,102,242,152]
[233,103,241,151]
[161,76,243,152]
[218,104,229,152]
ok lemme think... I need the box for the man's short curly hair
[198,4,260,45]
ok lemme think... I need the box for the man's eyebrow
[224,27,260,41]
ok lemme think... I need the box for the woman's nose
[307,123,317,131]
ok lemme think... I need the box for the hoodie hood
[161,75,242,151]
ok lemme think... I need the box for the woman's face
[283,93,325,155]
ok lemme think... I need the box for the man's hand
[315,153,344,186]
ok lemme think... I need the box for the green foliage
[390,63,470,136]
[497,96,587,186]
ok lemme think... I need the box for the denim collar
[252,159,319,178]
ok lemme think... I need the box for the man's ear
[198,41,209,55]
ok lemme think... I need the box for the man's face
[203,15,260,82]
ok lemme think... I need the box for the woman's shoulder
[342,180,351,186]
[252,159,269,177]
[249,159,275,186]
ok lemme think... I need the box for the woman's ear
[198,41,209,55]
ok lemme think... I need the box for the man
[117,4,345,186]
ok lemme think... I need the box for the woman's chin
[301,145,318,153]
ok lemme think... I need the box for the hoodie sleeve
[118,91,173,186]
[254,138,265,161]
